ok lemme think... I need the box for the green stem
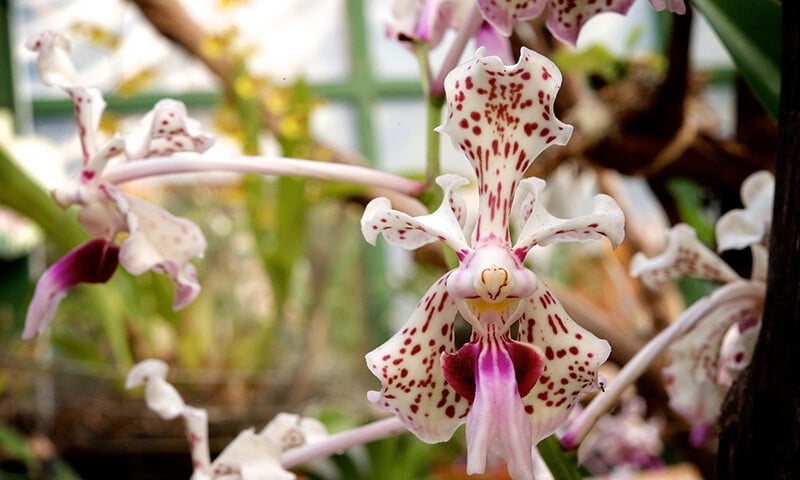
[425,95,445,183]
[0,145,85,254]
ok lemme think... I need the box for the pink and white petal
[437,48,572,242]
[717,319,760,387]
[365,273,470,443]
[25,31,80,88]
[464,338,535,479]
[76,184,128,238]
[84,135,125,178]
[210,428,294,480]
[361,174,470,254]
[23,238,119,339]
[125,99,215,160]
[516,282,611,442]
[475,0,546,37]
[183,406,212,474]
[512,177,624,258]
[545,0,636,46]
[66,87,107,163]
[716,170,774,252]
[649,0,687,15]
[630,224,741,288]
[107,191,206,309]
[663,298,760,427]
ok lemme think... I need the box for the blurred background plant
[0,0,781,478]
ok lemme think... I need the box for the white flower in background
[127,359,329,480]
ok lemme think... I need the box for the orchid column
[361,48,625,479]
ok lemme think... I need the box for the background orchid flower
[22,31,211,339]
[627,171,773,442]
[387,0,512,63]
[361,47,624,478]
[126,359,328,480]
[476,0,686,46]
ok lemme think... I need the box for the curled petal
[127,360,211,473]
[516,282,611,442]
[663,298,761,428]
[125,99,215,160]
[262,413,329,451]
[545,0,635,45]
[25,31,80,88]
[437,48,572,241]
[630,224,740,288]
[476,0,546,36]
[387,0,469,46]
[361,174,470,254]
[26,31,107,162]
[23,238,119,339]
[365,274,470,443]
[649,0,687,14]
[512,177,625,259]
[104,189,206,310]
[209,428,293,480]
[718,319,761,387]
[716,170,774,252]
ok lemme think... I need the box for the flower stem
[560,281,765,449]
[281,416,407,469]
[425,95,445,182]
[103,155,427,197]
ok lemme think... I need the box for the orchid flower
[390,0,686,49]
[22,31,211,339]
[126,359,329,480]
[631,172,773,441]
[475,0,686,45]
[361,47,624,479]
[388,0,513,65]
[562,171,772,448]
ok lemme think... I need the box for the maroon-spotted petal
[544,0,636,46]
[23,238,119,339]
[437,47,572,242]
[365,273,470,443]
[516,281,610,442]
[476,0,546,37]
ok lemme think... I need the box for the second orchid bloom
[361,48,625,479]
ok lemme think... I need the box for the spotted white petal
[437,47,572,242]
[262,413,328,451]
[102,189,206,310]
[475,0,546,37]
[208,428,294,480]
[630,224,741,288]
[361,174,470,254]
[125,99,215,160]
[516,282,611,443]
[365,273,470,443]
[512,177,624,258]
[26,31,106,163]
[544,0,636,45]
[387,0,470,46]
[716,170,774,252]
[663,298,761,428]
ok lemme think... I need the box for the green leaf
[537,435,585,480]
[692,0,781,118]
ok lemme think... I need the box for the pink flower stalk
[23,31,210,338]
[562,171,772,448]
[361,47,625,479]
